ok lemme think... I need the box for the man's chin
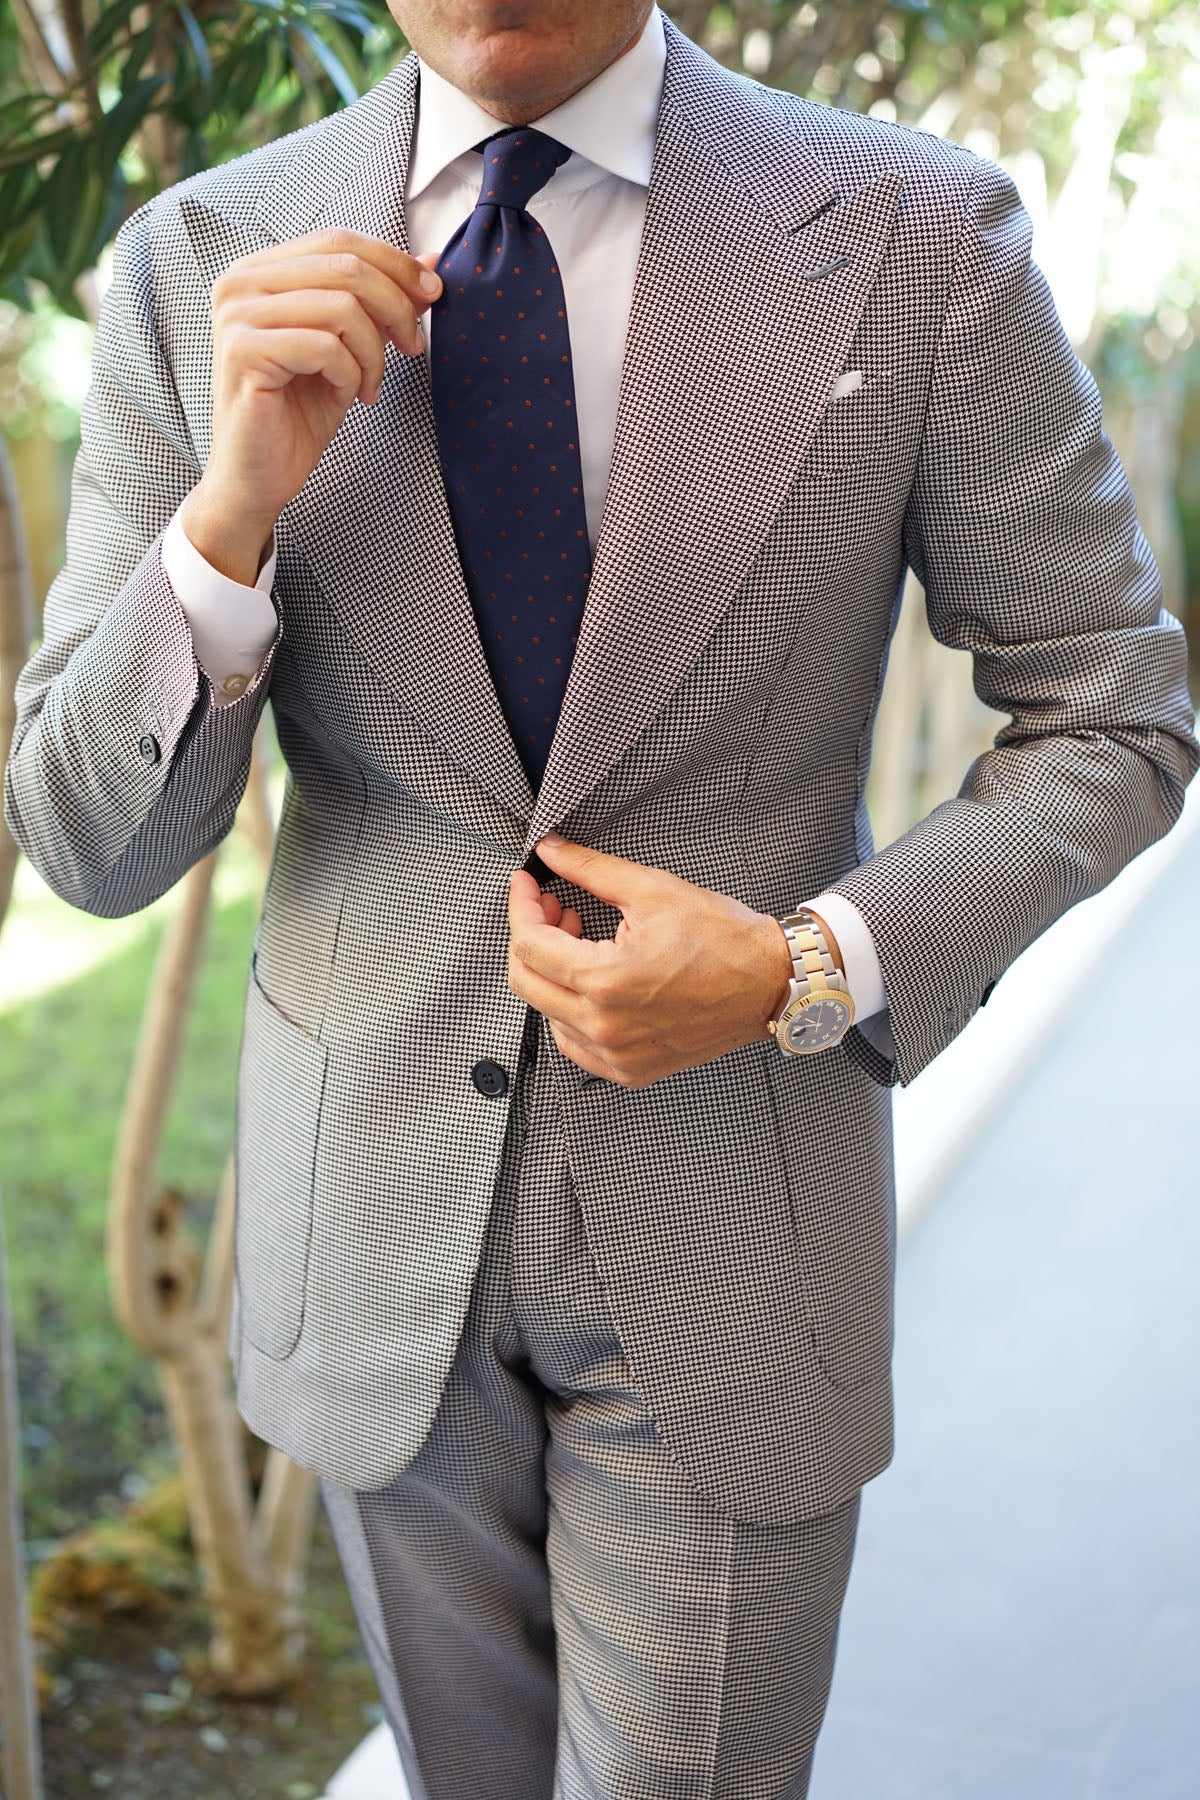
[453,31,600,118]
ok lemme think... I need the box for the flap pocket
[234,962,328,1360]
[798,373,894,479]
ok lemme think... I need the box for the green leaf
[97,73,169,171]
[174,3,213,92]
[292,21,360,106]
[307,0,377,37]
[88,0,147,58]
[0,89,61,143]
[37,152,94,285]
[220,37,272,117]
[0,210,40,287]
[0,121,82,175]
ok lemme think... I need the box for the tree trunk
[0,1199,44,1800]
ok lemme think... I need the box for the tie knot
[475,128,570,213]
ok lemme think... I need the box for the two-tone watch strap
[779,909,848,1002]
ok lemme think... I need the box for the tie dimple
[476,129,571,212]
[429,129,591,786]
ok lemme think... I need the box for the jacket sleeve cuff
[806,888,899,1085]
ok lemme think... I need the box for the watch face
[783,997,852,1052]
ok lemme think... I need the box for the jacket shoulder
[766,86,982,202]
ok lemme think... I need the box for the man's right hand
[179,229,443,585]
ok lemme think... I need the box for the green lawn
[0,843,262,1542]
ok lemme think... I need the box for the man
[5,2,1196,1795]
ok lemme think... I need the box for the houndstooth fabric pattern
[5,14,1196,1519]
[321,1017,860,1800]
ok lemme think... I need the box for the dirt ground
[35,1512,381,1800]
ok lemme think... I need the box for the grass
[0,826,380,1793]
[0,840,261,1541]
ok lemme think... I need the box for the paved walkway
[813,811,1200,1797]
[325,801,1200,1799]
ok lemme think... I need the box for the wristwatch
[767,909,855,1055]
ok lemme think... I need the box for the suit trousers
[320,1015,861,1800]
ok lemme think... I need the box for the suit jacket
[6,19,1196,1524]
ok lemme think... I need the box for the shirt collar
[406,6,665,200]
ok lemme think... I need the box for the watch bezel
[775,984,855,1054]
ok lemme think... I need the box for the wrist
[758,913,795,1031]
[179,479,276,588]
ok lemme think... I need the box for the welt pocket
[248,952,323,1042]
[797,373,894,479]
[234,962,329,1360]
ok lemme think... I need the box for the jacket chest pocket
[797,372,894,479]
[234,962,329,1360]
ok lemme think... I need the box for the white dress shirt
[161,6,887,1023]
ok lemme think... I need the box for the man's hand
[507,833,798,1088]
[180,230,444,584]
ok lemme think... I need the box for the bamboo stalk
[0,1199,44,1800]
[107,854,218,1360]
[157,1346,299,1693]
[237,732,278,867]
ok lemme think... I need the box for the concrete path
[323,796,1200,1799]
[813,809,1200,1797]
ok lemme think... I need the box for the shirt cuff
[162,508,279,706]
[804,890,887,1023]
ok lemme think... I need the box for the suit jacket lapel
[528,24,903,846]
[184,55,534,823]
[180,32,902,839]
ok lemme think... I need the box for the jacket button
[471,1060,508,1098]
[138,734,161,764]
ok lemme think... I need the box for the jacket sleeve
[3,197,279,918]
[832,157,1198,1088]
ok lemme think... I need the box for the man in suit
[6,2,1196,1795]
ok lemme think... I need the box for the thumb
[535,833,658,911]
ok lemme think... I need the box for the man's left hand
[507,833,794,1088]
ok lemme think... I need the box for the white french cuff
[802,889,887,1024]
[162,508,279,707]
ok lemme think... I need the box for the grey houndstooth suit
[6,13,1196,1794]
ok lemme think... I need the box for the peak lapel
[184,56,533,822]
[528,29,902,846]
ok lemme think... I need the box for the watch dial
[784,998,850,1051]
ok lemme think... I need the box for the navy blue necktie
[430,129,592,784]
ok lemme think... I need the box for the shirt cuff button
[221,673,249,697]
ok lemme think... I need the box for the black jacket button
[138,734,161,764]
[471,1060,508,1099]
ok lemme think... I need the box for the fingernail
[539,831,564,847]
[419,268,442,296]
